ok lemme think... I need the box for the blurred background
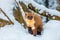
[34,0,60,11]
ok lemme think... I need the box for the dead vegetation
[0,8,14,27]
[13,1,27,28]
[0,18,12,27]
[20,2,29,12]
[13,7,26,28]
[57,0,60,11]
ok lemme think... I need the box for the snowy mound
[42,20,60,40]
[0,20,60,40]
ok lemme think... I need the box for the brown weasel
[25,12,43,36]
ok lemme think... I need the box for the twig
[15,0,20,9]
[0,8,14,24]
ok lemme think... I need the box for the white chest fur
[25,18,35,28]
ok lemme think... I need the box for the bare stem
[0,8,14,24]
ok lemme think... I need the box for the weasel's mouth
[27,16,33,20]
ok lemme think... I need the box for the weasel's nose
[28,16,33,20]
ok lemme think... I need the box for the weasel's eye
[28,16,30,18]
[28,16,33,19]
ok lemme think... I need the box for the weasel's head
[25,12,34,20]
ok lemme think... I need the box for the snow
[0,0,16,22]
[34,0,45,5]
[0,0,60,40]
[42,20,60,40]
[0,12,8,20]
[48,0,58,9]
[0,20,60,40]
[34,0,58,9]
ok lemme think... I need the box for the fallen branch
[0,8,14,24]
[28,4,60,21]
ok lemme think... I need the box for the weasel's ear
[25,12,28,15]
[32,12,35,16]
[31,11,34,15]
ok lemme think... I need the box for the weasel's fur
[25,12,43,36]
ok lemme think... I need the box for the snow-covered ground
[0,0,60,40]
[0,20,60,40]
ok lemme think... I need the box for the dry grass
[0,18,12,27]
[13,7,26,28]
[0,8,13,27]
[20,2,29,12]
